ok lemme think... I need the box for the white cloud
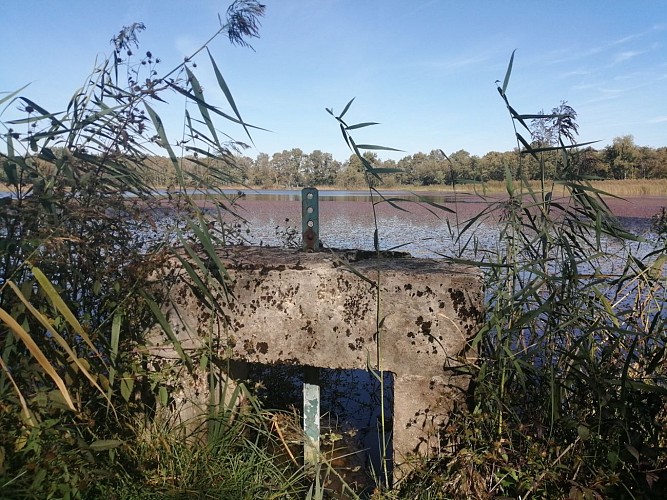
[613,50,642,64]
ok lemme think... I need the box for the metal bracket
[302,187,319,252]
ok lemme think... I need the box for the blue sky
[2,1,666,161]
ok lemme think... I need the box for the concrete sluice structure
[146,245,483,481]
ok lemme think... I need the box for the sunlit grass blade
[109,312,122,388]
[30,265,102,360]
[0,306,76,411]
[0,356,36,427]
[7,281,112,407]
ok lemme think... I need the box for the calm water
[205,189,657,271]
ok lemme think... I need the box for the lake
[193,189,661,268]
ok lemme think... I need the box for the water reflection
[159,187,482,204]
[222,195,655,263]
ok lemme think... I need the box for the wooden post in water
[301,187,320,468]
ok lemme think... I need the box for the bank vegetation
[1,3,666,499]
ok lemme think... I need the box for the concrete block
[147,246,482,478]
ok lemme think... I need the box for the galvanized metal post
[301,187,320,468]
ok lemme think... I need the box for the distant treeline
[9,135,665,189]
[157,135,667,188]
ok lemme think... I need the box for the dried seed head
[225,0,265,49]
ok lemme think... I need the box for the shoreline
[1,184,664,220]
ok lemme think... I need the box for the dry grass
[585,178,667,197]
[431,178,667,197]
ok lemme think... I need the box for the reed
[0,3,320,498]
[2,4,665,497]
[398,52,667,499]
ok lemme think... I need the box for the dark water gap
[244,361,394,492]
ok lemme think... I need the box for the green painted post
[302,187,319,252]
[302,187,320,468]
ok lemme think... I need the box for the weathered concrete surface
[147,246,482,477]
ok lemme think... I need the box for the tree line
[123,134,667,189]
[4,129,664,190]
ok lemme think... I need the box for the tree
[413,150,447,185]
[338,152,378,188]
[477,151,515,181]
[447,149,478,182]
[395,154,417,185]
[605,135,638,180]
[302,149,341,186]
[568,147,608,178]
[246,152,271,186]
[270,148,304,187]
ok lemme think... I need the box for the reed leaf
[7,281,111,406]
[0,84,29,107]
[167,82,268,132]
[339,97,355,119]
[207,47,254,144]
[501,49,516,96]
[355,143,403,152]
[0,356,36,427]
[184,66,220,146]
[144,101,179,167]
[109,312,122,388]
[346,121,379,130]
[142,294,194,372]
[0,306,76,411]
[30,265,102,360]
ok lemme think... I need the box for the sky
[2,0,666,162]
